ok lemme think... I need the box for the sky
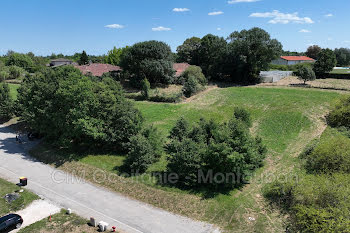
[0,0,349,56]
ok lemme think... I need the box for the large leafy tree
[0,83,13,120]
[334,48,350,67]
[306,45,322,60]
[6,53,34,72]
[120,40,175,85]
[313,48,337,77]
[176,37,201,65]
[18,66,143,149]
[198,34,228,80]
[227,27,282,83]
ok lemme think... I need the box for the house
[75,63,122,77]
[271,56,315,66]
[48,58,75,67]
[173,63,190,77]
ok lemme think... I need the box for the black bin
[20,177,27,186]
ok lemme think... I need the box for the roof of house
[50,58,73,62]
[75,63,122,77]
[173,63,190,77]
[280,56,315,61]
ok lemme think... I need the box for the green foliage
[0,82,13,119]
[327,95,350,128]
[297,65,316,84]
[334,48,350,67]
[8,65,26,79]
[0,70,10,81]
[306,45,322,60]
[227,27,283,83]
[234,107,252,127]
[182,75,202,98]
[105,46,128,66]
[120,40,175,86]
[166,113,266,190]
[6,53,34,72]
[141,78,151,99]
[18,66,143,150]
[179,65,207,85]
[313,49,337,77]
[264,174,350,233]
[305,135,350,174]
[176,37,201,65]
[78,50,89,65]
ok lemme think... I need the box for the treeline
[263,96,350,232]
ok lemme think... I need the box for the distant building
[271,56,315,66]
[173,63,190,77]
[75,63,122,77]
[48,58,74,67]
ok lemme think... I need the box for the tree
[313,49,337,77]
[306,45,322,60]
[176,37,201,65]
[18,66,143,149]
[227,27,282,83]
[120,40,175,86]
[6,53,34,72]
[78,50,89,65]
[105,46,127,66]
[182,76,201,98]
[0,83,13,120]
[180,65,206,85]
[198,34,228,80]
[297,65,316,84]
[8,66,26,80]
[334,48,350,67]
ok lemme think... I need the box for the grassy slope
[30,86,341,232]
[0,178,38,216]
[8,83,20,100]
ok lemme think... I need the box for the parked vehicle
[0,214,23,232]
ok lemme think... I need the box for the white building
[271,56,315,66]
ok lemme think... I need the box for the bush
[6,53,34,73]
[8,66,26,80]
[297,65,316,84]
[178,65,207,85]
[305,135,350,174]
[0,70,9,82]
[327,95,350,128]
[234,107,252,127]
[141,78,151,99]
[182,75,202,97]
[166,112,266,190]
[0,83,13,120]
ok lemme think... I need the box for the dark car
[0,214,23,232]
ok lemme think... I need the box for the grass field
[29,86,343,232]
[0,177,38,216]
[8,83,20,100]
[330,68,350,74]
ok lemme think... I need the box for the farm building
[75,63,122,77]
[271,56,315,66]
[173,63,190,77]
[48,58,75,67]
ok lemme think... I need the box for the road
[0,125,219,233]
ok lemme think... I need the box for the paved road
[0,125,219,233]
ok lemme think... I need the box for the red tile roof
[280,56,315,61]
[75,63,121,77]
[173,63,190,77]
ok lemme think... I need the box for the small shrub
[182,75,202,97]
[296,65,316,84]
[327,95,350,128]
[180,65,207,85]
[305,135,350,174]
[0,70,10,81]
[141,78,151,99]
[8,66,26,80]
[234,107,252,127]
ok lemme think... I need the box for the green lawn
[8,83,20,100]
[330,68,350,74]
[0,177,38,216]
[30,86,342,232]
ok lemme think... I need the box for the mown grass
[0,177,38,216]
[8,83,20,100]
[18,209,105,233]
[330,68,350,74]
[29,86,342,232]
